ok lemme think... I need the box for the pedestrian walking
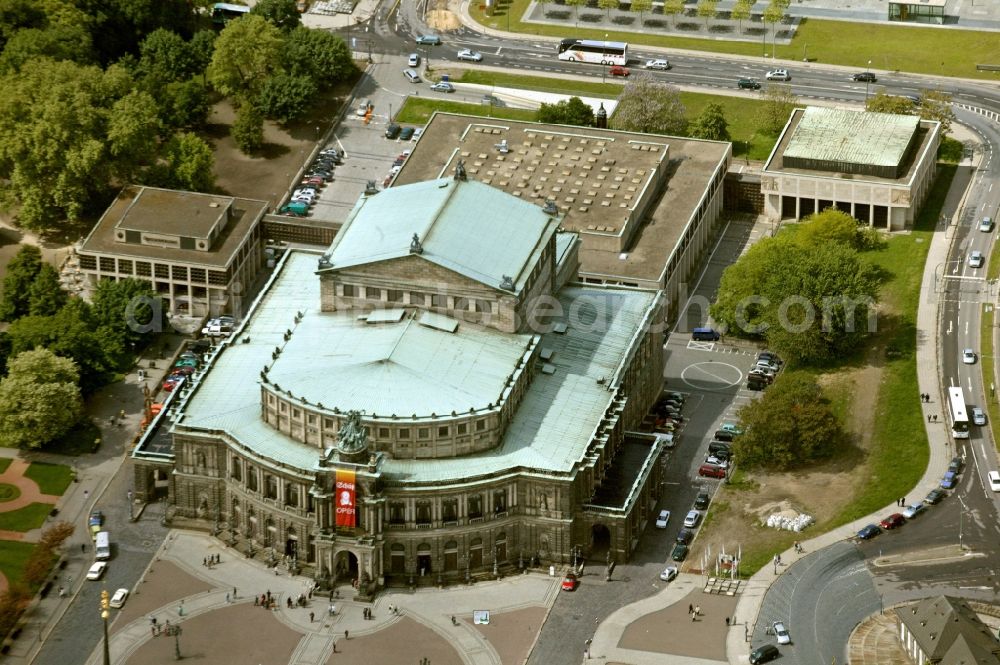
[344,630,349,640]
[933,415,938,422]
[310,611,314,623]
[688,603,694,614]
[233,587,237,599]
[81,543,86,553]
[902,497,906,505]
[226,592,230,603]
[726,617,730,626]
[928,414,932,422]
[695,605,701,617]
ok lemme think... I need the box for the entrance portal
[591,524,612,560]
[334,550,359,585]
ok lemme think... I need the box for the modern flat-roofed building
[77,186,269,317]
[761,107,940,230]
[392,113,730,324]
[133,176,667,590]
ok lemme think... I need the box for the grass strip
[24,462,74,496]
[0,540,36,586]
[0,503,54,532]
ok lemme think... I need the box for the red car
[609,65,630,77]
[879,513,905,529]
[561,572,578,591]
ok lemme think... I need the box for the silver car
[645,59,670,70]
[972,407,987,425]
[457,49,483,62]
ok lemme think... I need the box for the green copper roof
[783,107,919,168]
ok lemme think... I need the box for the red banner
[335,469,356,527]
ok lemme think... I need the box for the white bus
[557,38,628,66]
[95,531,111,561]
[948,386,969,439]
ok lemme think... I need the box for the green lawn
[980,305,1000,453]
[0,458,11,475]
[0,484,20,502]
[470,0,1000,80]
[24,462,74,496]
[396,96,539,124]
[0,503,54,532]
[0,540,36,587]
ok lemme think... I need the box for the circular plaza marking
[680,362,743,391]
[0,484,20,503]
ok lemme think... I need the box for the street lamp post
[101,590,111,665]
[602,34,608,83]
[865,59,872,103]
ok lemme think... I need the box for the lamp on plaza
[602,34,609,83]
[101,590,111,665]
[865,59,873,103]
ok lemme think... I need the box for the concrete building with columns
[392,112,731,326]
[761,107,941,230]
[133,174,667,591]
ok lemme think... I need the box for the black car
[671,542,688,562]
[851,71,877,82]
[714,430,734,442]
[856,524,881,540]
[948,456,963,474]
[694,491,710,510]
[924,488,946,505]
[399,126,415,141]
[385,123,401,139]
[750,644,779,664]
[676,528,694,544]
[738,77,761,90]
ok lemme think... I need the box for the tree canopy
[710,209,881,364]
[538,97,595,127]
[733,371,845,470]
[689,103,731,141]
[0,245,42,321]
[207,14,284,101]
[611,75,687,135]
[755,83,797,135]
[251,0,303,31]
[0,348,82,449]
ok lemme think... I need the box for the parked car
[973,407,987,425]
[88,509,103,528]
[608,65,630,77]
[851,72,877,82]
[664,391,685,403]
[940,471,958,489]
[699,464,726,479]
[109,587,129,608]
[355,99,372,116]
[856,524,881,540]
[457,48,483,61]
[683,510,700,528]
[385,124,402,139]
[694,491,710,510]
[924,488,946,505]
[750,644,780,664]
[948,456,964,474]
[431,81,455,93]
[772,621,791,645]
[671,542,689,561]
[765,69,790,81]
[415,34,441,45]
[87,561,108,580]
[980,217,994,232]
[561,572,578,591]
[174,358,198,368]
[655,510,671,528]
[279,201,310,216]
[399,127,415,141]
[738,77,761,90]
[719,422,743,435]
[968,251,984,268]
[645,59,671,70]
[901,502,925,519]
[989,470,1000,491]
[962,348,977,364]
[757,352,782,364]
[408,52,420,67]
[714,430,734,442]
[301,177,325,188]
[659,566,678,582]
[879,513,906,529]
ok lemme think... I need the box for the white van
[95,531,111,560]
[403,68,421,83]
[989,470,1000,492]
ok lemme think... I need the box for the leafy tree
[106,89,161,180]
[710,231,880,364]
[90,277,162,365]
[662,0,684,25]
[7,299,113,392]
[918,89,955,135]
[255,73,316,124]
[0,584,31,638]
[630,0,653,22]
[762,1,784,54]
[251,0,302,31]
[232,103,265,154]
[28,263,66,317]
[0,21,95,72]
[0,245,42,322]
[696,0,718,27]
[729,0,752,32]
[137,28,194,82]
[538,96,595,126]
[611,75,687,135]
[799,208,886,252]
[73,0,196,66]
[0,348,82,449]
[755,83,797,135]
[24,521,74,587]
[598,0,619,19]
[207,14,283,100]
[866,91,916,115]
[160,132,215,192]
[0,0,46,46]
[187,29,217,78]
[158,79,212,130]
[564,0,588,22]
[689,103,730,141]
[0,332,11,378]
[282,26,354,88]
[734,372,844,470]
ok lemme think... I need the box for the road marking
[687,340,716,351]
[947,320,953,335]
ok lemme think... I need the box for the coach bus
[557,38,628,66]
[948,386,969,439]
[212,2,249,26]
